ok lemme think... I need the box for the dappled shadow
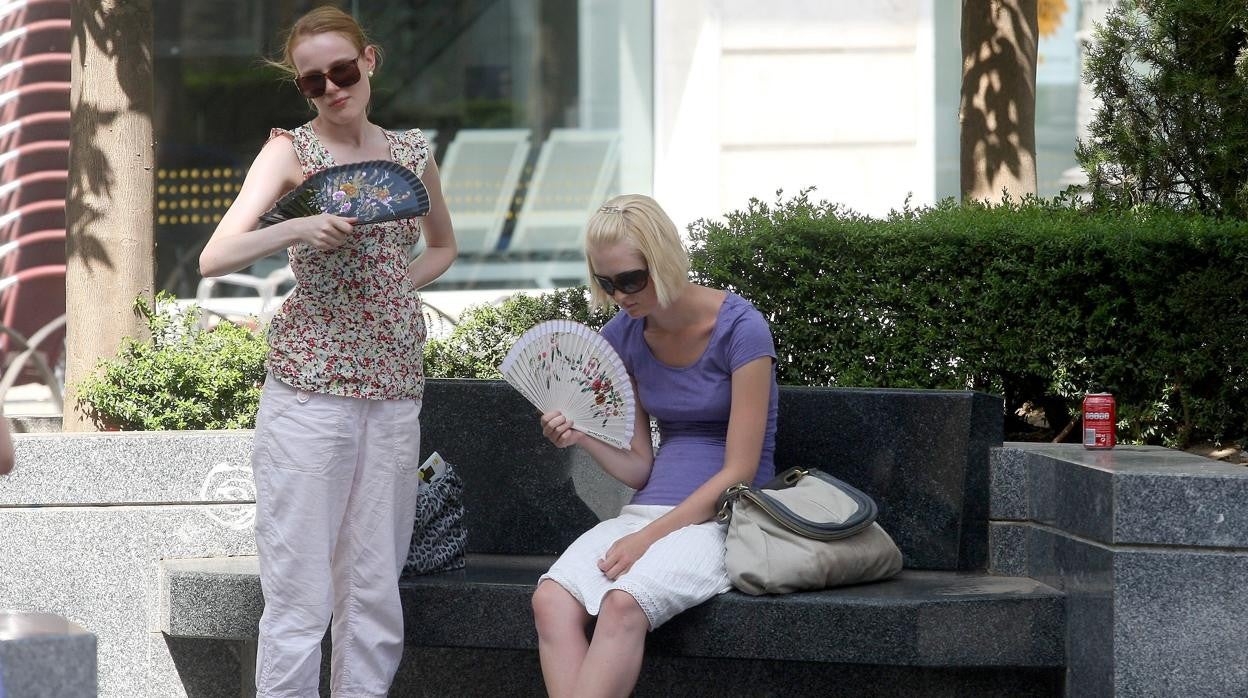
[64,100,118,270]
[959,0,1038,200]
[66,0,153,273]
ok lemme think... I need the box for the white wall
[654,0,942,230]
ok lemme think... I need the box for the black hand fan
[259,159,431,227]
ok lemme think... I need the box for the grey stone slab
[1114,549,1248,697]
[1017,522,1248,697]
[996,444,1248,548]
[1023,527,1116,697]
[990,446,1029,520]
[387,647,1064,697]
[2,431,255,506]
[1113,466,1248,548]
[1025,449,1117,542]
[5,415,61,434]
[1006,442,1242,475]
[768,386,1002,571]
[0,612,96,698]
[5,381,1004,565]
[962,389,1004,568]
[162,554,1065,668]
[161,558,265,640]
[159,635,249,698]
[420,380,607,556]
[0,506,254,697]
[424,381,1003,567]
[989,521,1028,576]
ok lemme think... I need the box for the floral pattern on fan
[530,342,628,426]
[259,159,431,227]
[502,320,636,449]
[326,170,405,219]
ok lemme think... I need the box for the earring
[368,70,374,77]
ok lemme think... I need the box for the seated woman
[531,194,779,697]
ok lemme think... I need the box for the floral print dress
[263,123,431,401]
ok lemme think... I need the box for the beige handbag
[716,467,904,595]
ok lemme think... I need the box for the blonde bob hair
[585,194,689,310]
[266,6,383,78]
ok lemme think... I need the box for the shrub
[75,293,268,430]
[687,191,1248,448]
[1077,0,1248,216]
[423,287,614,379]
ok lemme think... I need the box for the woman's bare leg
[532,580,593,698]
[573,590,649,698]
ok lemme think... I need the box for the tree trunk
[959,0,1039,202]
[63,0,156,432]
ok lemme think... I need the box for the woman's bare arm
[199,135,355,277]
[597,357,773,579]
[406,156,456,288]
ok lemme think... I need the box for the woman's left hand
[599,530,654,580]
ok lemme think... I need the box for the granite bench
[0,611,97,697]
[160,380,1068,697]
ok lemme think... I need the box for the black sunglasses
[593,268,650,295]
[295,55,362,99]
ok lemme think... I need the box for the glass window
[153,0,653,297]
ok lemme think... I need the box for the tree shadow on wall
[959,0,1038,198]
[66,0,154,275]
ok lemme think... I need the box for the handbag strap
[715,467,879,541]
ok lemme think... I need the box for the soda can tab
[1082,393,1117,450]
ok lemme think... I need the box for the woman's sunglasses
[592,268,650,295]
[295,56,362,99]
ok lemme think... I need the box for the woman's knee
[532,580,585,631]
[596,590,650,636]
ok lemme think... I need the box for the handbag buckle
[716,483,751,523]
[782,468,809,486]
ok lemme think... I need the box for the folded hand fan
[500,320,636,450]
[259,159,431,227]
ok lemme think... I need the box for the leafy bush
[687,191,1248,448]
[423,287,614,379]
[75,294,268,430]
[1078,0,1248,216]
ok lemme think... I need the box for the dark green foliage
[687,191,1248,448]
[1077,0,1248,216]
[75,293,268,430]
[423,287,614,379]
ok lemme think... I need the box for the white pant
[251,376,422,698]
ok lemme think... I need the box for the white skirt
[539,504,732,630]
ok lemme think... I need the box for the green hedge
[86,194,1239,447]
[76,295,267,430]
[423,287,614,379]
[686,192,1248,447]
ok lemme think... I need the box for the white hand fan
[500,320,636,449]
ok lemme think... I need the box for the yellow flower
[1039,0,1067,38]
[342,182,359,197]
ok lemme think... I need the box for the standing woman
[531,194,779,697]
[199,6,454,696]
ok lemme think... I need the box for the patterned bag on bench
[716,466,902,595]
[402,452,468,576]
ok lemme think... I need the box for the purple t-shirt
[600,292,779,506]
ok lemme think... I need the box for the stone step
[162,553,1065,668]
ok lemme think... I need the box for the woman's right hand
[540,410,584,448]
[290,214,357,250]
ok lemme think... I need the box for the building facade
[152,0,1083,295]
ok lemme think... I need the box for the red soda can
[1082,393,1116,449]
